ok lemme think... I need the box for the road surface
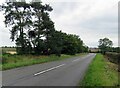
[2,53,96,86]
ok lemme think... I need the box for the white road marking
[34,64,65,76]
[72,59,80,62]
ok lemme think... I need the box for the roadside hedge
[105,52,120,72]
[105,52,120,64]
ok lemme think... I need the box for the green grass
[80,53,119,87]
[0,64,2,71]
[2,53,87,70]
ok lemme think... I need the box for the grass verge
[80,53,119,87]
[2,53,87,70]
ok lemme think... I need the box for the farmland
[2,47,16,54]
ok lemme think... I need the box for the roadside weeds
[2,53,87,70]
[80,53,119,87]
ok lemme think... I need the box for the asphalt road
[2,53,96,86]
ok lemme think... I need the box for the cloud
[48,0,118,47]
[0,0,119,47]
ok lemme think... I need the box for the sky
[0,0,119,47]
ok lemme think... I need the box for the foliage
[105,52,120,65]
[61,33,87,55]
[110,47,120,53]
[2,53,86,70]
[1,1,32,54]
[0,0,88,56]
[98,38,113,54]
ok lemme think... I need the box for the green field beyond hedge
[81,54,119,87]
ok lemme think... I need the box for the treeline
[98,47,120,54]
[2,46,15,48]
[17,30,88,56]
[0,0,88,56]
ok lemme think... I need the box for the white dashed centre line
[72,59,80,62]
[34,64,65,76]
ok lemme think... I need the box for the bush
[105,52,119,64]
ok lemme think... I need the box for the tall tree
[98,38,113,54]
[1,0,88,56]
[50,30,63,56]
[1,0,32,54]
[30,0,55,55]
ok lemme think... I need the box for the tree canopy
[98,38,113,54]
[0,0,88,56]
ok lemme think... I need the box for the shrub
[105,52,119,64]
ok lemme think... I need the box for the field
[2,47,16,54]
[80,54,119,86]
[2,53,86,70]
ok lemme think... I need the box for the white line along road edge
[34,64,65,76]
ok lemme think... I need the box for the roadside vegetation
[0,1,88,56]
[0,0,89,71]
[105,52,119,65]
[2,53,87,70]
[80,54,119,87]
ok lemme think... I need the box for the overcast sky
[0,0,119,47]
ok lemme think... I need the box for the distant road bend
[3,53,96,86]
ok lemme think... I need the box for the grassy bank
[80,53,119,87]
[2,53,86,70]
